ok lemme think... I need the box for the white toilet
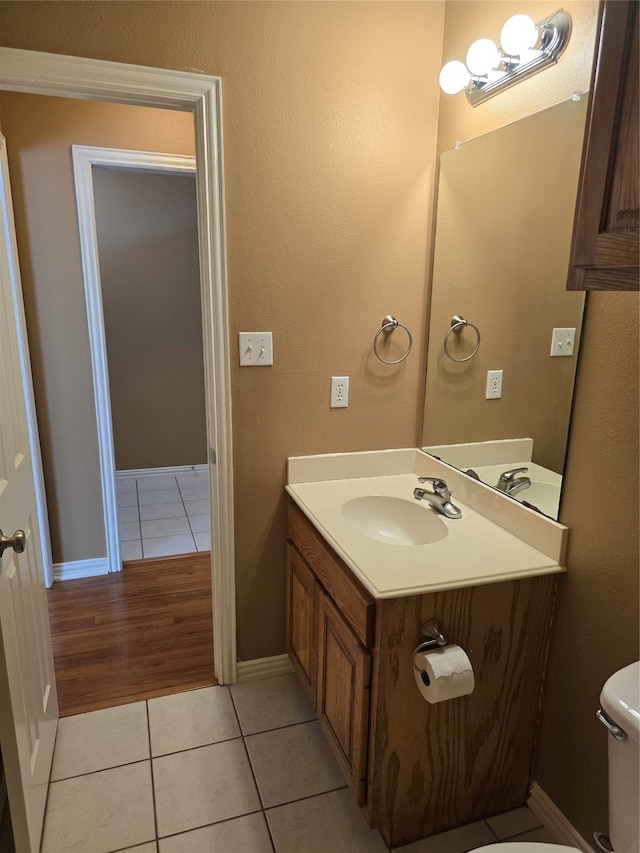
[473,661,639,853]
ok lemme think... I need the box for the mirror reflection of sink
[341,495,449,546]
[515,481,561,518]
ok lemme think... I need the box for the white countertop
[286,466,565,600]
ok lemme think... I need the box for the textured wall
[0,1,445,656]
[535,293,639,841]
[93,167,207,471]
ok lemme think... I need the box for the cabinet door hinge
[209,448,217,465]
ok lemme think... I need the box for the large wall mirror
[420,97,588,520]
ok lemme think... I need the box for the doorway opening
[44,149,218,716]
[74,147,211,565]
[0,48,237,695]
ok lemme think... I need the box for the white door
[0,134,58,853]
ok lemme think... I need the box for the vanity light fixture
[439,9,571,106]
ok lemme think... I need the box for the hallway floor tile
[116,469,211,559]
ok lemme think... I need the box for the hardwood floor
[47,552,216,717]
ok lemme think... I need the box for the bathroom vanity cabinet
[286,499,559,848]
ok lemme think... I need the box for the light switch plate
[239,332,273,366]
[550,328,576,357]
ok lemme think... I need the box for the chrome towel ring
[373,315,413,364]
[443,314,481,362]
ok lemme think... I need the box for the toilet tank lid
[600,661,640,743]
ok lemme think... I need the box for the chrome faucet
[413,477,462,519]
[496,467,531,497]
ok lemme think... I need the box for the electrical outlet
[238,332,273,366]
[330,376,349,408]
[485,369,503,399]
[550,327,576,357]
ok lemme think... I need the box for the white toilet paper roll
[413,644,475,703]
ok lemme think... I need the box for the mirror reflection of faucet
[413,477,462,519]
[496,467,531,497]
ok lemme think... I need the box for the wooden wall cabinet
[286,499,559,848]
[567,0,639,291]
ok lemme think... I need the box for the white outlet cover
[485,369,503,399]
[330,376,349,408]
[550,327,576,357]
[239,332,273,366]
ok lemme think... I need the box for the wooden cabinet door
[286,544,318,704]
[316,590,371,806]
[567,0,639,290]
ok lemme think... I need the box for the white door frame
[0,48,237,685]
[71,145,198,580]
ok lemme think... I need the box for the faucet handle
[417,477,450,497]
[498,467,529,484]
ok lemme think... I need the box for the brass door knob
[0,528,26,557]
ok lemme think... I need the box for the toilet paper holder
[412,618,447,671]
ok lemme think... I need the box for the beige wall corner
[536,292,640,841]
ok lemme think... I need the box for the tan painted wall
[537,293,639,842]
[92,167,207,471]
[0,1,445,656]
[434,1,639,845]
[0,92,195,562]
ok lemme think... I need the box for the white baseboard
[53,557,110,582]
[116,464,208,480]
[528,782,596,852]
[236,654,295,683]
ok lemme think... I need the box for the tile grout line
[176,477,199,553]
[145,699,160,846]
[136,477,144,560]
[228,686,277,853]
[153,807,266,847]
[261,783,351,814]
[117,477,142,559]
[180,478,199,552]
[48,756,152,783]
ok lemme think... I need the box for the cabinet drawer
[288,501,375,648]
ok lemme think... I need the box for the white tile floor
[41,674,559,853]
[116,469,210,560]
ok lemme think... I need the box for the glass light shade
[439,60,471,95]
[465,39,500,75]
[500,14,538,55]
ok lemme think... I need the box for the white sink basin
[341,495,449,546]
